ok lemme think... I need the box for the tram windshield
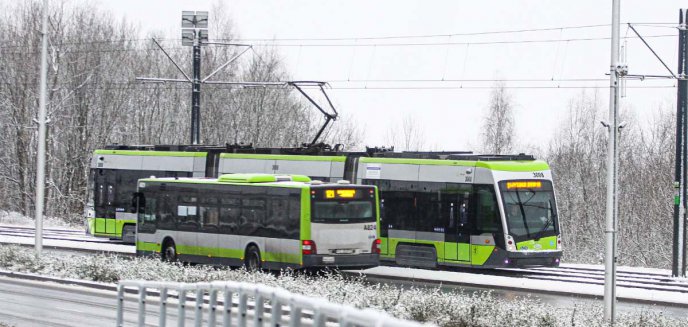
[499,180,558,241]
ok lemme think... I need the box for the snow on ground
[361,266,688,307]
[0,210,79,229]
[0,232,134,254]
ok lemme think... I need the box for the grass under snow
[0,245,685,327]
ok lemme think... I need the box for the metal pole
[675,9,686,278]
[34,0,49,257]
[681,9,688,277]
[604,0,621,323]
[191,33,201,145]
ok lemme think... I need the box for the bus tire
[244,245,262,271]
[121,225,136,244]
[162,239,178,262]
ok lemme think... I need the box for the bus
[134,173,381,270]
[89,145,561,268]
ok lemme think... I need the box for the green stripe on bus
[300,189,311,240]
[94,150,207,157]
[220,153,346,162]
[157,243,301,264]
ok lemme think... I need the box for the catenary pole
[674,9,686,278]
[680,9,688,277]
[35,0,50,256]
[604,0,621,322]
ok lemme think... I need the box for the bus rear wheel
[162,240,178,262]
[244,246,261,271]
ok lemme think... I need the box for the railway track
[0,225,118,244]
[499,265,688,294]
[0,224,686,303]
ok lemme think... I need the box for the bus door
[443,188,471,262]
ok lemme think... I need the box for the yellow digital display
[325,190,336,199]
[336,189,357,198]
[506,181,542,189]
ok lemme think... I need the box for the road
[0,276,211,327]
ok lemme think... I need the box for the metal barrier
[116,280,431,327]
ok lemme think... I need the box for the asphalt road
[0,276,201,327]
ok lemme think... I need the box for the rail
[116,280,430,327]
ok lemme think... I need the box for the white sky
[73,0,682,151]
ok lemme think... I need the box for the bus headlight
[505,235,516,252]
[557,235,562,250]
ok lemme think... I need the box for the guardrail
[116,280,431,327]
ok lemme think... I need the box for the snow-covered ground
[0,222,684,307]
[0,210,80,230]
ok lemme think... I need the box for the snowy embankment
[0,245,685,327]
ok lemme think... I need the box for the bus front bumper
[302,253,380,269]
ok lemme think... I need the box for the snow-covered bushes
[0,245,684,327]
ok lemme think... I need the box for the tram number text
[532,172,545,178]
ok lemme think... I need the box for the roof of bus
[359,156,550,172]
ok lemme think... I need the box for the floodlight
[181,29,195,46]
[181,11,195,28]
[195,11,209,28]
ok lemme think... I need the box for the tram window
[107,185,115,205]
[473,185,502,234]
[97,184,105,206]
[416,191,443,233]
[384,191,415,231]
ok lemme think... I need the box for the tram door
[443,187,471,262]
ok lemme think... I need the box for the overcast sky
[76,0,681,152]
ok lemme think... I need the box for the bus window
[138,193,157,234]
[177,193,199,231]
[200,196,219,231]
[286,192,301,239]
[219,197,240,234]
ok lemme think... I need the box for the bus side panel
[300,188,311,241]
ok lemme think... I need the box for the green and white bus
[135,173,381,270]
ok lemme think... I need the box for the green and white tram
[87,145,562,268]
[134,173,381,270]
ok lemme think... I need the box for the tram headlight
[505,235,516,252]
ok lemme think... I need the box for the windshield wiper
[533,200,556,241]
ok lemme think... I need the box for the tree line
[0,1,359,223]
[0,1,678,269]
[482,84,676,268]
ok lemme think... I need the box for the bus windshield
[499,180,558,241]
[311,187,377,223]
[312,200,375,223]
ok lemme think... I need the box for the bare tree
[480,81,515,154]
[385,114,426,151]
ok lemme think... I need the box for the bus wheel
[162,240,178,262]
[244,246,261,271]
[121,225,136,244]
